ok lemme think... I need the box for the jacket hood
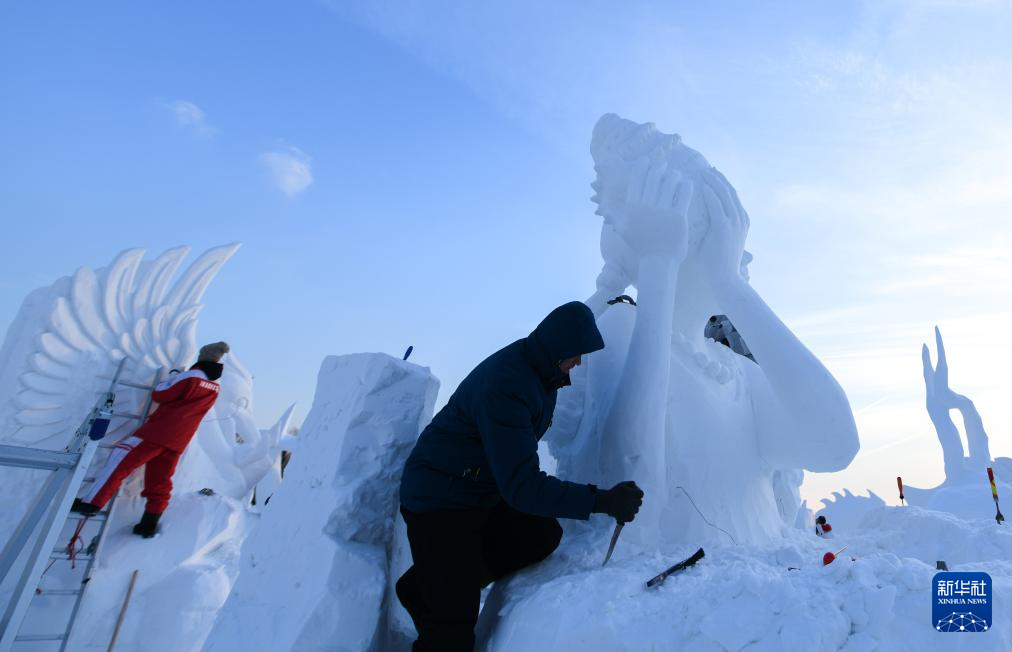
[523,301,605,386]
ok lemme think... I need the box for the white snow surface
[481,509,1012,651]
[202,353,438,652]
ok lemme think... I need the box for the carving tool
[646,548,705,588]
[602,521,624,566]
[988,467,1005,524]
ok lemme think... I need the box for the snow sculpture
[67,372,296,652]
[547,114,860,545]
[922,326,992,481]
[0,245,298,651]
[0,244,239,549]
[901,327,1012,517]
[202,353,438,652]
[0,244,239,449]
[175,353,294,501]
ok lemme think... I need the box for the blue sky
[1,1,1010,507]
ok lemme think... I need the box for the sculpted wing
[5,244,239,447]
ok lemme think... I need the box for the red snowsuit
[84,370,220,514]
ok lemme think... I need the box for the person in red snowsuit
[72,342,229,537]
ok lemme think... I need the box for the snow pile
[60,403,294,652]
[58,492,248,651]
[202,353,438,652]
[481,509,1012,651]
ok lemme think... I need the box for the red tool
[822,546,848,566]
[897,476,905,505]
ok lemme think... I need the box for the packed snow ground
[481,507,1012,651]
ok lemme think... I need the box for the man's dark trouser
[399,502,563,652]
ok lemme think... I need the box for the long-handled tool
[987,467,1004,524]
[897,476,905,506]
[107,569,139,652]
[646,548,705,588]
[602,521,624,566]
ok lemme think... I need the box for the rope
[66,518,88,570]
[36,558,58,593]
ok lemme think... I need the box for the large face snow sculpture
[548,114,860,546]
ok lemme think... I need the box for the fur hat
[197,341,230,363]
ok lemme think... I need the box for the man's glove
[592,481,644,523]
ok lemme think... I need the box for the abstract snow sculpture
[548,114,860,546]
[922,326,991,481]
[202,353,439,652]
[902,327,1012,517]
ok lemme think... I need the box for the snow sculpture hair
[586,114,753,316]
[548,113,860,546]
[0,244,239,448]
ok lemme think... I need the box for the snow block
[202,353,438,652]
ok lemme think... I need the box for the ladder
[0,360,162,651]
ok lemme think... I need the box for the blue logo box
[932,572,992,633]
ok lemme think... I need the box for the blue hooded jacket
[400,302,605,520]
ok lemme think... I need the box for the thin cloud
[164,99,217,137]
[260,146,313,196]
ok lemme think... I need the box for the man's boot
[395,567,427,634]
[132,511,161,538]
[71,498,100,516]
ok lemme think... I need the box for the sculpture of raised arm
[548,114,860,545]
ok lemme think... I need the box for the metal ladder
[0,361,162,651]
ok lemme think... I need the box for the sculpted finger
[922,343,934,380]
[658,169,682,208]
[643,160,667,205]
[702,168,736,221]
[673,179,694,216]
[626,156,652,205]
[701,183,724,224]
[712,168,749,230]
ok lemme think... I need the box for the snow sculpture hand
[616,158,694,261]
[698,168,749,287]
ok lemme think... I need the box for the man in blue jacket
[398,301,644,651]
